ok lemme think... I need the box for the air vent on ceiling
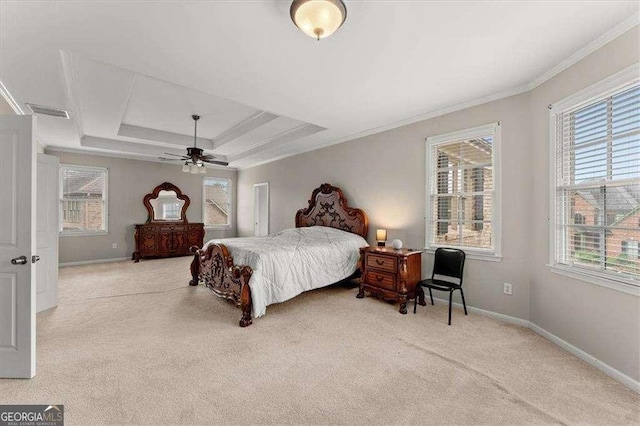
[25,103,70,119]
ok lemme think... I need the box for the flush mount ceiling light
[290,0,347,40]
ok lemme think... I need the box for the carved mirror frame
[143,182,191,223]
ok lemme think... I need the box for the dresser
[133,222,204,261]
[132,182,205,262]
[356,246,423,314]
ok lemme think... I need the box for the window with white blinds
[59,165,108,235]
[551,73,640,286]
[425,123,501,257]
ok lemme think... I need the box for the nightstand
[356,246,424,314]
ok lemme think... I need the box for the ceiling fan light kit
[290,0,347,40]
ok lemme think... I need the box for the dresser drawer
[365,271,396,291]
[160,225,186,232]
[366,254,396,272]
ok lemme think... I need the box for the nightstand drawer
[365,271,396,291]
[367,254,396,272]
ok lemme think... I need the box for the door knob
[32,255,40,263]
[11,256,28,265]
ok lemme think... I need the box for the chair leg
[413,291,418,314]
[428,288,434,305]
[460,288,468,315]
[448,291,453,325]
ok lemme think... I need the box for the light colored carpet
[1,257,638,425]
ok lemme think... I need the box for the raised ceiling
[0,1,638,169]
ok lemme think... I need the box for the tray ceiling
[0,1,638,169]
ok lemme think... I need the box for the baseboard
[528,323,640,394]
[59,257,129,267]
[430,296,530,327]
[430,296,639,393]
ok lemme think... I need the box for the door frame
[253,182,269,237]
[36,153,59,313]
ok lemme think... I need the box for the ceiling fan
[160,115,229,172]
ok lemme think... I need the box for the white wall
[238,91,534,321]
[529,28,639,381]
[237,26,639,382]
[47,150,237,263]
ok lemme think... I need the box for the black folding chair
[414,248,467,325]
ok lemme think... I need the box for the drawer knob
[376,259,385,265]
[376,275,384,282]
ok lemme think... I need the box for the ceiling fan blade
[163,152,186,157]
[202,159,229,166]
[159,157,183,161]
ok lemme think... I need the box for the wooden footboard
[189,243,254,327]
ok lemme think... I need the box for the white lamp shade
[376,229,387,242]
[190,164,199,174]
[182,163,190,172]
[290,0,347,40]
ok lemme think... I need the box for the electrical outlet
[503,282,513,295]
[112,243,117,249]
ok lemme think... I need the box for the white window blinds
[554,82,640,283]
[426,123,500,255]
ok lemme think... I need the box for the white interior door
[253,182,269,237]
[36,153,58,313]
[0,115,36,378]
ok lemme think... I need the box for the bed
[188,183,369,327]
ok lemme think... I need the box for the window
[162,202,180,220]
[425,123,501,259]
[550,67,639,288]
[203,177,231,228]
[59,165,108,235]
[621,240,639,259]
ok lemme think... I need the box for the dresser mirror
[150,190,186,221]
[143,182,191,223]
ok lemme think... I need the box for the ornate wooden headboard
[295,183,369,239]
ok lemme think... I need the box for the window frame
[548,64,640,296]
[59,164,109,236]
[202,176,232,229]
[424,122,502,261]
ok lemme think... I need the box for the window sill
[60,230,108,237]
[423,247,502,262]
[204,225,232,230]
[548,264,639,297]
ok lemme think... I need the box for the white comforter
[205,226,368,317]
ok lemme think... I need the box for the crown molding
[526,14,640,91]
[212,111,279,148]
[47,145,236,171]
[59,50,84,138]
[240,15,639,171]
[0,80,25,114]
[235,84,530,170]
[229,123,325,162]
[118,123,213,149]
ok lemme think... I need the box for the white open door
[254,182,269,237]
[0,114,37,378]
[36,153,58,313]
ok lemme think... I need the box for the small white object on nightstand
[391,239,403,249]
